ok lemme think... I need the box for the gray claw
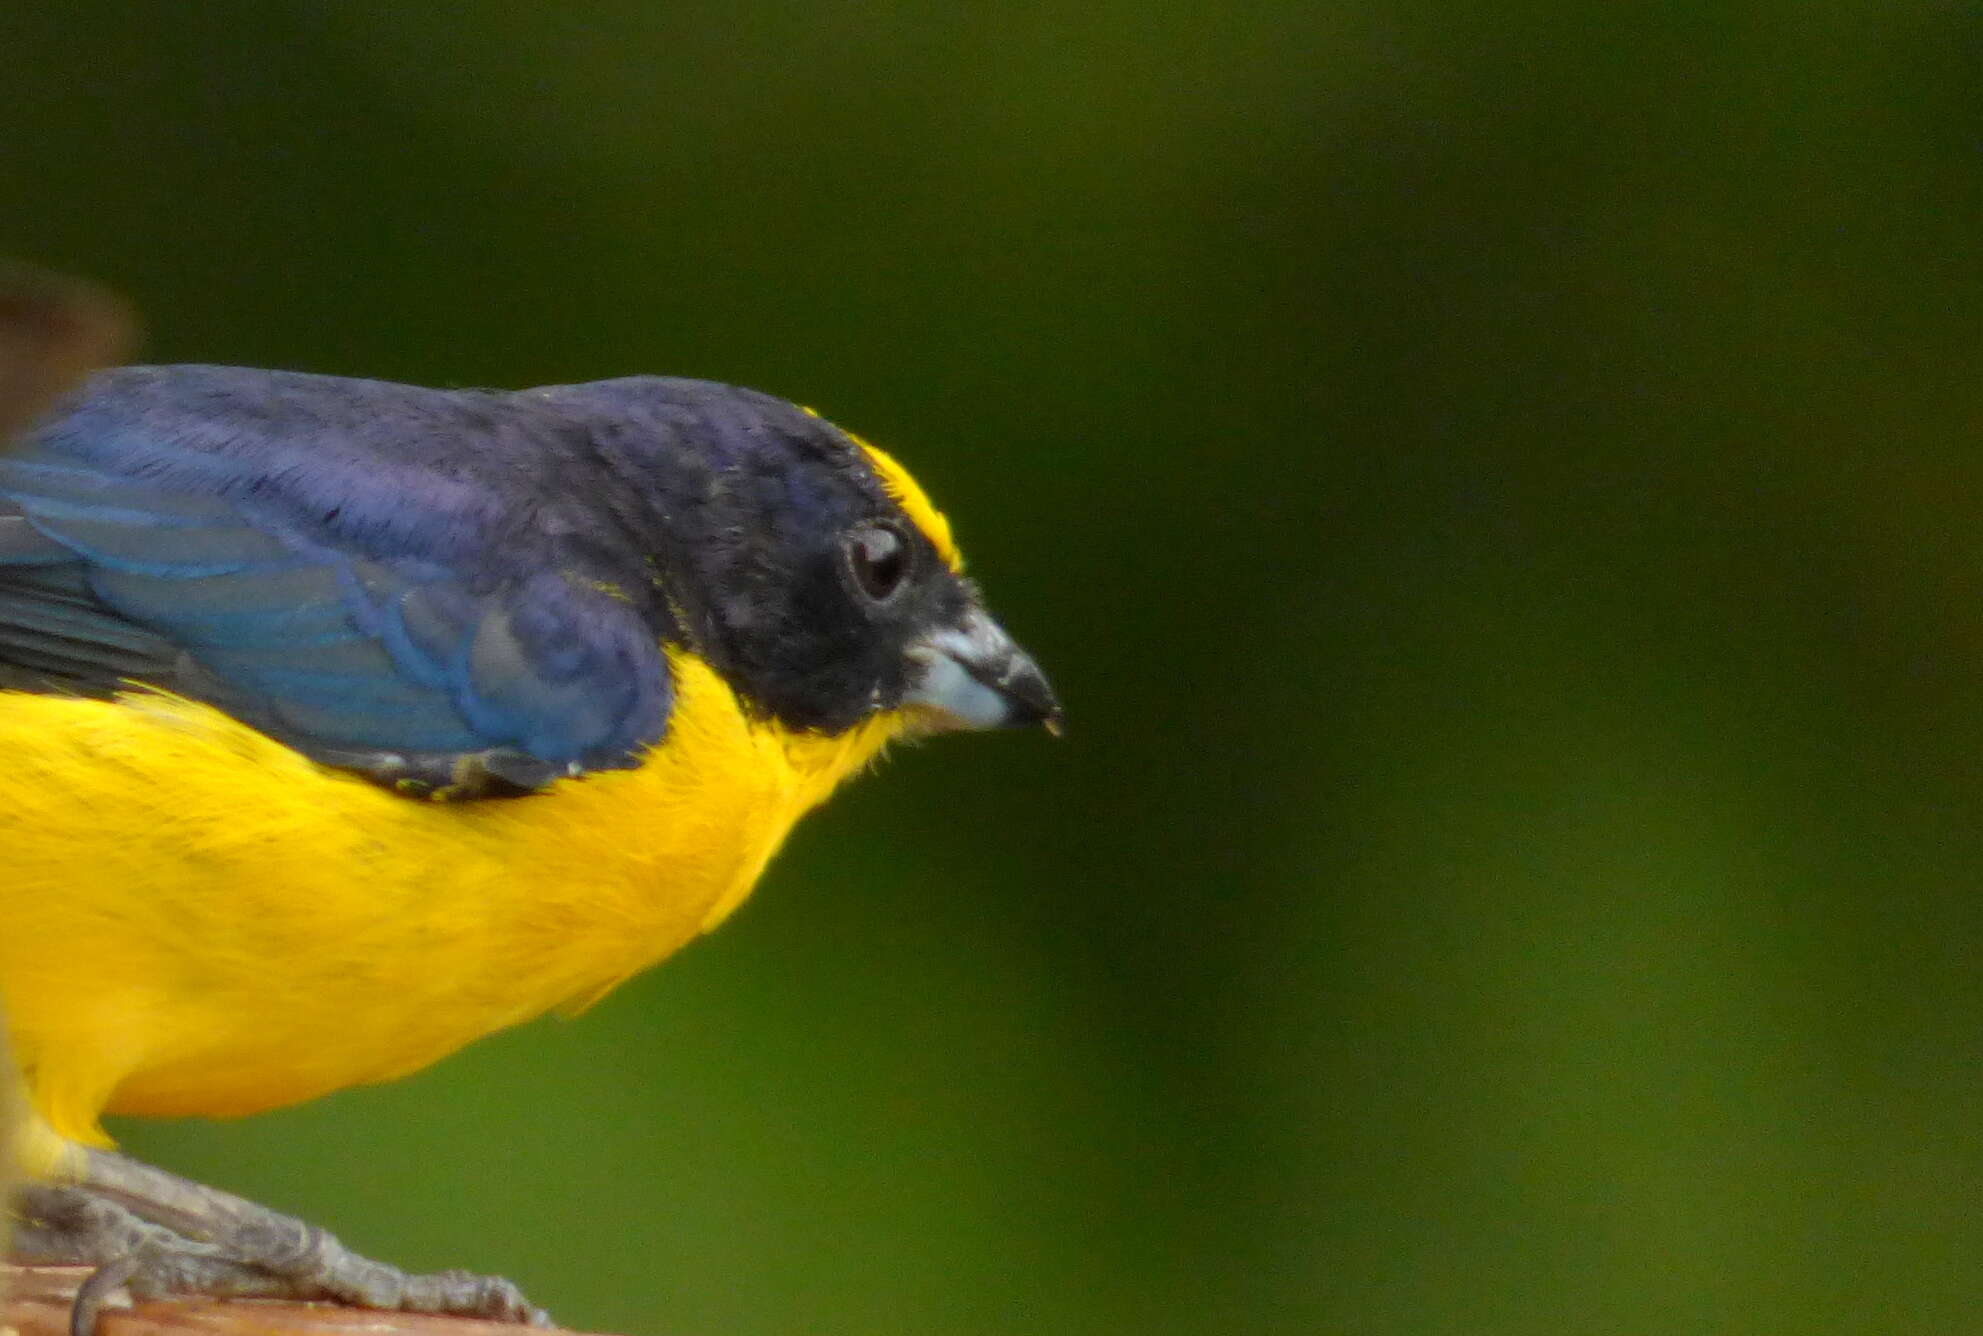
[14,1161,556,1331]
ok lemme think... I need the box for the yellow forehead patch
[855,437,963,573]
[799,406,963,572]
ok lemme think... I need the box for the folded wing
[0,370,671,798]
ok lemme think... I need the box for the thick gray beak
[904,605,1064,735]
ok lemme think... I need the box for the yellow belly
[0,650,896,1174]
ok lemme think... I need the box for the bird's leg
[14,1181,296,1336]
[12,1149,551,1331]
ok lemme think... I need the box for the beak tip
[1006,670,1062,736]
[904,607,1063,737]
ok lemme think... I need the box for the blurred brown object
[0,264,134,438]
[2,1265,592,1336]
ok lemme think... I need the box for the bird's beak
[904,605,1064,736]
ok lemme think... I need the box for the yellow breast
[0,650,897,1170]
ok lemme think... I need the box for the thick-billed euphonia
[0,365,1059,1325]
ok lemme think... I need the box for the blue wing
[0,366,672,798]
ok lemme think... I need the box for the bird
[0,364,1060,1328]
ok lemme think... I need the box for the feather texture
[0,367,709,793]
[0,652,900,1170]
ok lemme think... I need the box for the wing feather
[0,368,672,798]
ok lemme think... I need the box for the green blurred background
[10,3,1983,1332]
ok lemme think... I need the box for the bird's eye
[845,524,908,603]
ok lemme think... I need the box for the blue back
[0,365,681,795]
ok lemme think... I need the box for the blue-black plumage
[0,365,923,796]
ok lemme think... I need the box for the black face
[566,376,974,735]
[702,501,971,735]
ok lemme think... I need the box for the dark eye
[845,524,908,603]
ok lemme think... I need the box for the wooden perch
[1,1265,596,1336]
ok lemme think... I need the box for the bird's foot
[12,1151,551,1334]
